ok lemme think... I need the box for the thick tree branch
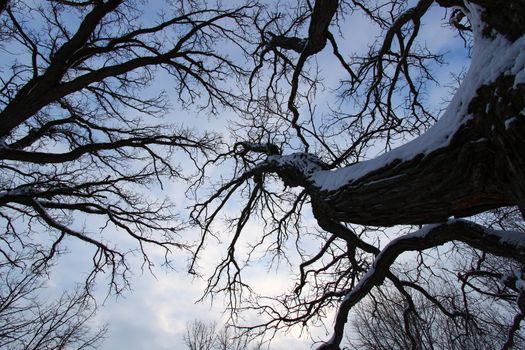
[318,220,525,349]
[0,0,122,137]
[0,134,212,164]
[0,4,250,138]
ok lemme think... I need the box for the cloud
[45,222,317,350]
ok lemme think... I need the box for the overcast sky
[38,3,471,349]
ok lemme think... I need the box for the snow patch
[311,3,525,192]
[267,153,324,176]
[505,117,518,129]
[493,228,525,247]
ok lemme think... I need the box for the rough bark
[309,2,525,348]
[267,1,525,226]
[311,76,524,226]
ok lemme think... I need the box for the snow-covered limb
[312,15,525,193]
[203,0,524,230]
[238,40,525,226]
[314,5,525,345]
[234,141,281,156]
[319,219,525,349]
[190,1,525,348]
[237,0,525,227]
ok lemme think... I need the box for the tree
[183,320,217,350]
[2,1,525,349]
[213,325,251,350]
[189,1,525,349]
[0,0,256,289]
[0,1,260,346]
[0,256,106,350]
[348,249,525,350]
[183,319,259,350]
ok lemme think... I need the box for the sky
[4,1,471,349]
[47,219,327,349]
[101,7,464,347]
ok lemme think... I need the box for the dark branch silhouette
[192,1,525,348]
[0,0,256,290]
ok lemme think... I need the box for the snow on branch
[318,219,525,349]
[313,2,525,193]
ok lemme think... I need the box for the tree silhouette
[2,1,525,349]
[349,241,525,350]
[0,255,106,350]
[183,319,260,350]
[0,0,256,290]
[190,1,525,349]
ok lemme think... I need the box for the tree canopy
[189,1,525,348]
[1,0,524,349]
[0,0,255,289]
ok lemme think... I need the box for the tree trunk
[270,1,525,226]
